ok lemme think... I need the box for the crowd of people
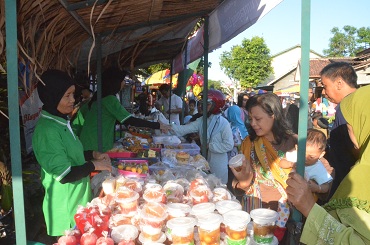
[32,62,369,244]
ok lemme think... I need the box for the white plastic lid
[250,208,278,225]
[167,203,191,216]
[215,200,242,214]
[167,217,196,230]
[111,225,139,243]
[191,202,215,216]
[223,210,251,227]
[196,213,223,228]
[228,154,245,167]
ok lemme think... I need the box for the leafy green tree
[323,25,370,57]
[208,79,222,90]
[219,36,273,89]
[357,27,370,50]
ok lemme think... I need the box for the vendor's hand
[93,151,111,162]
[286,172,316,217]
[92,159,112,172]
[160,123,172,131]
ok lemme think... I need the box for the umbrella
[144,69,178,87]
[274,84,300,95]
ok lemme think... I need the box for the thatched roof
[0,0,223,78]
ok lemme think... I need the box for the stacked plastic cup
[250,208,278,244]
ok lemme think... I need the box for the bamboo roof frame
[0,0,224,91]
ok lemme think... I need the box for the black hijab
[37,69,74,119]
[88,67,128,109]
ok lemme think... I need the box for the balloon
[190,73,198,86]
[186,85,192,92]
[193,84,203,96]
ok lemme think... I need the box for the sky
[208,0,370,82]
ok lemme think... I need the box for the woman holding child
[230,93,297,241]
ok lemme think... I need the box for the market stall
[50,121,279,245]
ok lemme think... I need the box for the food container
[139,231,167,244]
[191,202,215,217]
[215,200,242,215]
[115,159,149,178]
[140,202,168,228]
[166,203,191,220]
[101,177,116,195]
[115,188,139,216]
[143,188,166,203]
[250,209,278,244]
[111,225,138,244]
[212,187,231,202]
[162,143,201,156]
[166,217,196,244]
[189,185,213,205]
[163,182,185,203]
[152,135,181,145]
[223,210,251,244]
[196,213,223,245]
[228,154,245,172]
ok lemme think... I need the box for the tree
[219,36,273,89]
[323,25,370,57]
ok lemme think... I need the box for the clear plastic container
[102,177,116,195]
[115,188,139,217]
[250,209,278,244]
[163,182,184,203]
[166,217,196,244]
[166,203,191,220]
[111,224,138,244]
[215,200,242,215]
[223,210,251,244]
[197,213,223,245]
[189,185,213,205]
[191,202,215,217]
[139,231,167,244]
[140,202,168,228]
[228,154,245,172]
[212,187,231,202]
[143,188,166,203]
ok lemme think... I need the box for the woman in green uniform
[32,69,112,239]
[73,67,164,152]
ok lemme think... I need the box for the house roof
[271,44,323,58]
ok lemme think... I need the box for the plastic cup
[163,182,184,203]
[139,231,166,244]
[166,217,196,244]
[111,225,138,244]
[215,200,242,215]
[140,225,163,241]
[140,202,168,228]
[212,187,231,202]
[115,188,139,217]
[166,203,191,220]
[189,185,213,205]
[228,154,245,172]
[143,188,166,203]
[223,210,251,244]
[197,213,223,245]
[191,202,215,217]
[250,209,278,244]
[102,177,116,195]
